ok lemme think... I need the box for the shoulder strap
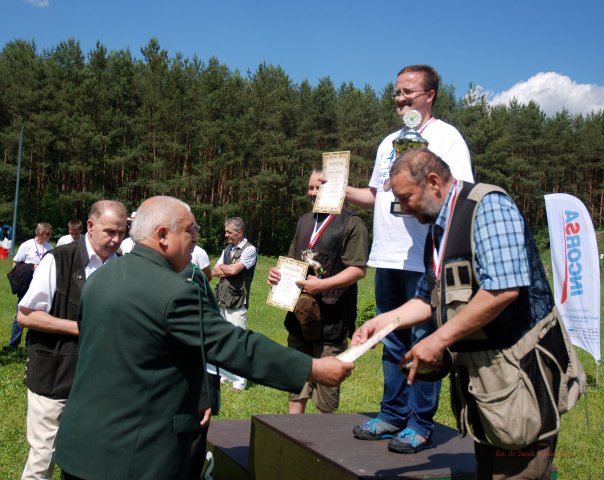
[188,264,221,415]
[467,183,509,282]
[467,183,506,202]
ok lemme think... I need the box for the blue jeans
[7,304,23,347]
[375,268,441,439]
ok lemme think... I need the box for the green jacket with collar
[56,244,311,480]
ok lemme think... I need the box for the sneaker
[387,427,433,454]
[352,417,402,440]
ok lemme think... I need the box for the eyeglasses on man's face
[393,89,431,99]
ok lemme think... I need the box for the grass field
[0,254,602,479]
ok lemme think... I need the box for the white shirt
[368,119,474,271]
[191,245,210,270]
[57,234,83,246]
[19,234,118,313]
[13,238,53,265]
[120,237,135,254]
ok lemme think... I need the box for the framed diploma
[313,151,350,214]
[266,256,309,311]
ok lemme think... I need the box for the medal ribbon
[35,242,46,260]
[309,213,335,249]
[432,180,460,278]
[418,116,435,135]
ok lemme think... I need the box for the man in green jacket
[55,196,354,480]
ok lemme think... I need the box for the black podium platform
[206,412,476,479]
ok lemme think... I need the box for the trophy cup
[390,110,430,216]
[392,109,429,154]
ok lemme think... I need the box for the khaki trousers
[218,305,248,389]
[21,389,67,480]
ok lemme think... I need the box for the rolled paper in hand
[336,317,403,363]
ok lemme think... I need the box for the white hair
[130,196,191,242]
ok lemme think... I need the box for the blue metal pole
[10,127,23,257]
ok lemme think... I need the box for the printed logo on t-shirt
[378,148,396,190]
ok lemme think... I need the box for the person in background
[211,217,256,392]
[119,212,137,254]
[17,201,127,479]
[3,223,53,351]
[11,224,53,269]
[56,220,83,246]
[346,64,474,454]
[268,168,368,414]
[191,244,212,281]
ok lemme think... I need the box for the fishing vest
[215,241,256,309]
[424,182,554,351]
[424,182,585,449]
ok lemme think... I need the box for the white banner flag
[545,193,601,363]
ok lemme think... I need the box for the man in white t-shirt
[4,223,53,351]
[119,212,138,254]
[191,244,212,281]
[346,65,474,454]
[56,220,83,246]
[12,223,54,267]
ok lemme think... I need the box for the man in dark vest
[352,149,585,478]
[16,200,127,480]
[211,216,256,391]
[268,168,369,414]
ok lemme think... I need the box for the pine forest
[1,38,603,255]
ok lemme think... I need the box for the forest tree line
[1,38,603,256]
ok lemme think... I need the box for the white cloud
[484,72,604,116]
[24,0,49,7]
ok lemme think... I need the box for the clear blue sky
[2,0,603,115]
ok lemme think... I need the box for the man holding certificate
[268,168,369,414]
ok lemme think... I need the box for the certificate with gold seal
[266,256,309,311]
[313,151,350,214]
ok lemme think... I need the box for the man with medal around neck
[268,168,369,414]
[5,222,54,351]
[345,65,474,454]
[352,148,582,479]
